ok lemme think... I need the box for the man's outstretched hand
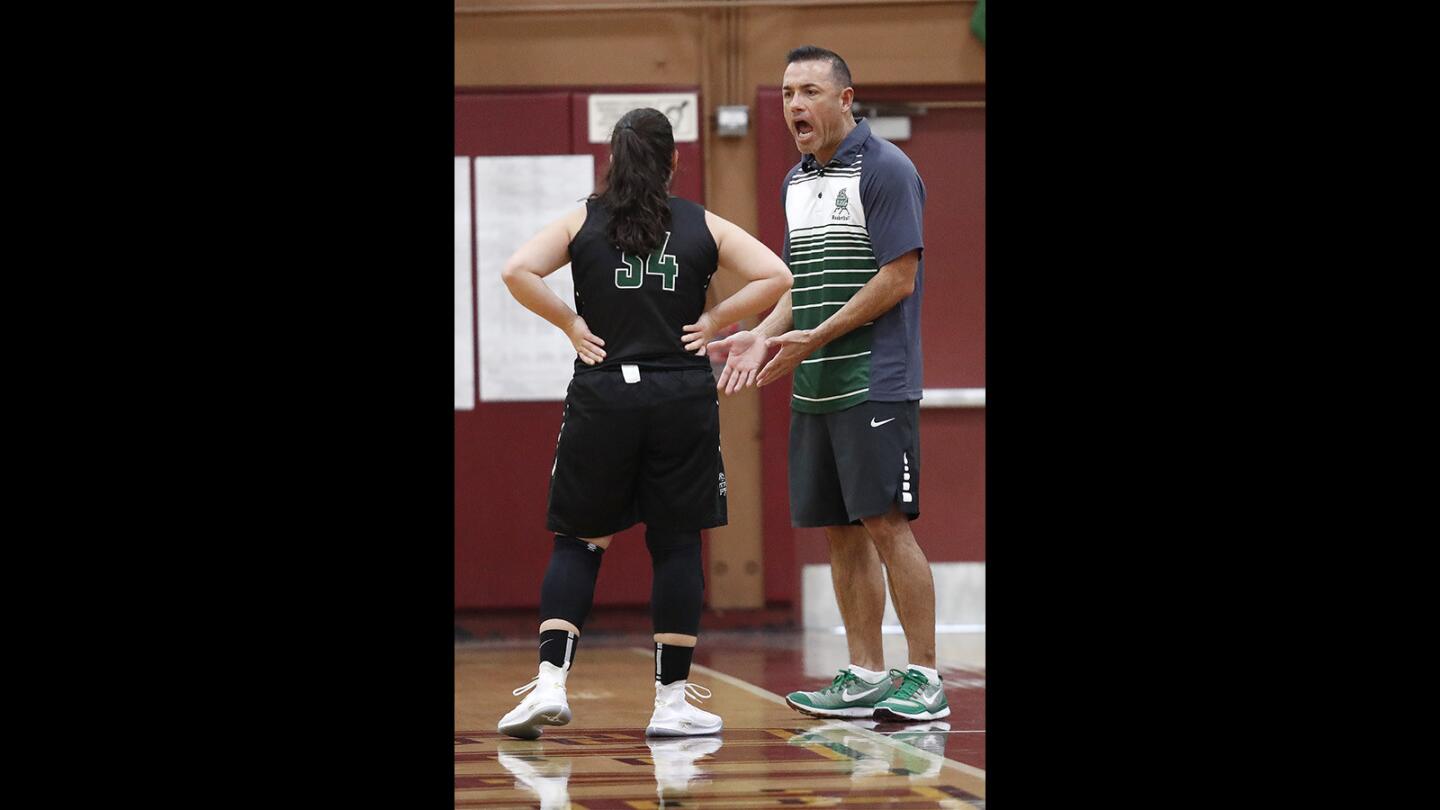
[708,329,816,393]
[755,329,815,387]
[706,330,771,395]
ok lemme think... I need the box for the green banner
[972,0,986,46]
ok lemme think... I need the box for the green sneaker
[873,668,950,722]
[785,669,896,718]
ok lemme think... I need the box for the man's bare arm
[756,250,919,386]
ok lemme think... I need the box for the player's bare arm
[501,207,608,365]
[679,210,792,355]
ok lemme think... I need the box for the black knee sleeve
[539,535,605,630]
[646,528,704,636]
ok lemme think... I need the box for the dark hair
[590,108,674,255]
[785,45,852,88]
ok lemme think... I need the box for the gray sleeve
[860,149,926,268]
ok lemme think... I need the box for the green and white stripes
[787,222,877,412]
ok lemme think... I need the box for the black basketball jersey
[567,197,719,373]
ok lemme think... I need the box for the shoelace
[655,682,713,708]
[511,671,567,697]
[818,669,861,695]
[888,668,928,700]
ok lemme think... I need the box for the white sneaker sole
[872,705,951,722]
[784,696,876,719]
[498,703,572,740]
[645,720,723,737]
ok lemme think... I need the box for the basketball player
[496,107,792,739]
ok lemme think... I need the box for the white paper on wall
[455,157,475,410]
[474,154,595,401]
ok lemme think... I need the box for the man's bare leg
[859,506,935,668]
[826,523,887,672]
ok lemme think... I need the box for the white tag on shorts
[622,364,641,384]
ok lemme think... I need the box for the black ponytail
[590,108,674,255]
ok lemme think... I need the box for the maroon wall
[455,88,706,610]
[754,85,987,587]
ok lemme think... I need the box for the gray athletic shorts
[788,399,920,528]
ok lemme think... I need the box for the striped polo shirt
[781,119,927,414]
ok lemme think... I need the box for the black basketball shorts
[789,399,920,528]
[546,366,727,538]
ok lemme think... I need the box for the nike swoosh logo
[841,686,883,702]
[538,639,554,650]
[869,417,896,428]
[898,689,945,709]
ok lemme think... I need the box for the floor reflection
[649,735,724,797]
[495,740,572,809]
[787,719,950,779]
[495,734,727,808]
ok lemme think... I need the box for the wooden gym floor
[456,629,986,808]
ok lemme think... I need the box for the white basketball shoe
[498,661,572,740]
[645,680,723,737]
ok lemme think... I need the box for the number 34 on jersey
[614,231,679,291]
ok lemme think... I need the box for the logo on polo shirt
[832,188,851,220]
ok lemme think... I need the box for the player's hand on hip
[756,329,814,387]
[566,315,606,365]
[708,330,770,395]
[680,312,719,356]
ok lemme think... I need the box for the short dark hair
[785,45,852,88]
